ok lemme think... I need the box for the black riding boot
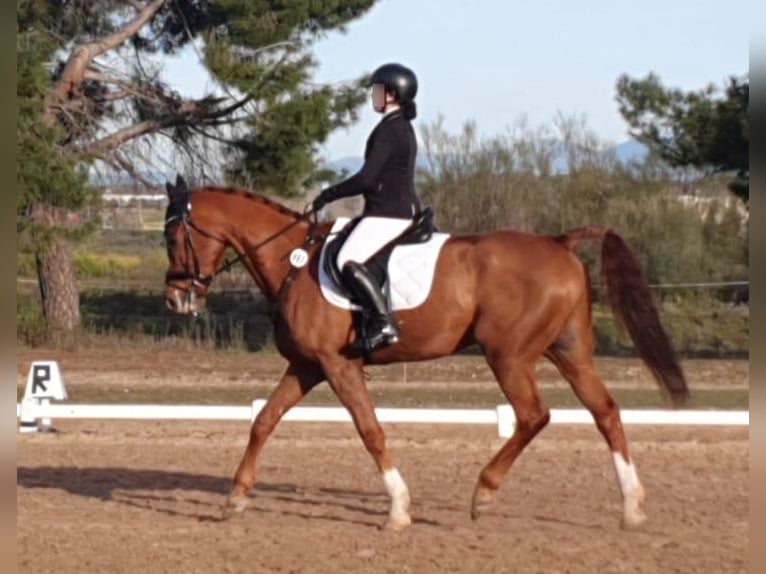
[342,261,400,352]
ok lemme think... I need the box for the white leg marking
[382,468,411,519]
[612,452,641,499]
[612,451,647,527]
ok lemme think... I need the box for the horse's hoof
[471,485,496,520]
[382,513,412,532]
[221,495,249,520]
[471,502,491,521]
[620,508,648,530]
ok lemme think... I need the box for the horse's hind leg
[471,353,550,520]
[224,361,324,518]
[546,304,647,529]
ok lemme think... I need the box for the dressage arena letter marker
[33,366,49,393]
[19,361,68,434]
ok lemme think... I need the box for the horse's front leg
[322,357,412,531]
[224,362,323,518]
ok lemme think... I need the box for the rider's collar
[382,105,401,118]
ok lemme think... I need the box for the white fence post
[496,404,514,438]
[251,399,267,422]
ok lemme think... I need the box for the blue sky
[164,0,753,161]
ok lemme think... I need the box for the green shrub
[17,252,36,277]
[74,252,141,278]
[78,289,275,352]
[591,299,747,358]
[17,295,48,347]
[418,117,748,297]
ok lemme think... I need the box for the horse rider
[312,62,421,352]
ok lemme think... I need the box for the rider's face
[372,84,395,113]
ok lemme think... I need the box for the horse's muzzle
[165,286,207,316]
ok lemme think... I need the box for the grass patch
[17,288,274,352]
[16,296,48,347]
[592,297,748,358]
[17,286,749,358]
[18,247,166,283]
[74,252,142,278]
[79,289,272,352]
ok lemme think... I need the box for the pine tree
[17,0,377,342]
[17,12,90,343]
[616,73,749,204]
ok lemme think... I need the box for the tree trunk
[31,201,82,347]
[36,235,80,345]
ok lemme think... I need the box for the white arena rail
[17,399,749,438]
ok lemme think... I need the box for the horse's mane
[196,186,302,219]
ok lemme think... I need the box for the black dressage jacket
[319,110,421,219]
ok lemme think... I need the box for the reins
[164,204,322,293]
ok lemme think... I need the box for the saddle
[322,207,437,296]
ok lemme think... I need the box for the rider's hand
[312,192,330,212]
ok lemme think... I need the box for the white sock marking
[382,468,410,518]
[612,451,641,500]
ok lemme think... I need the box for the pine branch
[81,69,168,106]
[77,119,165,156]
[189,125,241,145]
[72,93,252,156]
[82,70,127,86]
[200,95,254,121]
[46,0,168,125]
[102,150,155,187]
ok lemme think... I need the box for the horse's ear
[175,174,189,194]
[165,181,175,199]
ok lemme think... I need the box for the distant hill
[88,140,649,188]
[612,140,649,164]
[322,156,364,175]
[89,171,176,188]
[321,140,649,176]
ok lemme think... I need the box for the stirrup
[379,323,400,341]
[352,318,400,352]
[360,331,398,352]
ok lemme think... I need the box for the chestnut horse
[163,179,688,531]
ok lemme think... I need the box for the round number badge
[289,248,309,268]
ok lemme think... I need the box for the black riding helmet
[370,63,418,103]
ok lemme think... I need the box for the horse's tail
[557,226,689,406]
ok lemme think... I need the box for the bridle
[163,197,322,296]
[164,211,241,291]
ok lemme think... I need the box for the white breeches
[336,216,412,268]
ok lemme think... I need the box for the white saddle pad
[318,218,450,311]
